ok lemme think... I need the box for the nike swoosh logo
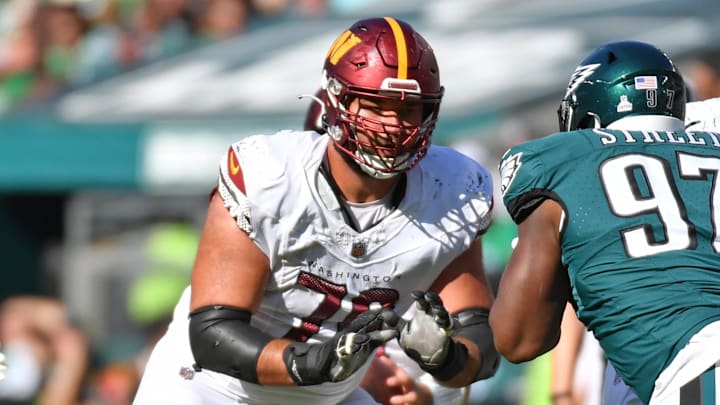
[229,151,240,176]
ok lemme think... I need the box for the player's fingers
[376,352,397,369]
[389,390,419,405]
[424,292,452,329]
[411,290,425,301]
[424,292,444,313]
[411,290,430,312]
[378,308,400,328]
[368,329,398,347]
[374,355,404,388]
[352,308,400,334]
[348,308,385,332]
[387,364,414,391]
[430,307,451,330]
[423,291,443,307]
[335,332,363,358]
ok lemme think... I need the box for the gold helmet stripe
[383,17,408,80]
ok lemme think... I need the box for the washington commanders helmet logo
[326,30,361,65]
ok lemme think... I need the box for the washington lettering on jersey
[306,259,396,284]
[500,128,720,402]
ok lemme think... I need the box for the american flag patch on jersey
[634,76,658,90]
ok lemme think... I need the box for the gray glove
[399,291,468,380]
[400,291,454,366]
[284,307,399,385]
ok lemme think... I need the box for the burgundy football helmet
[321,17,444,178]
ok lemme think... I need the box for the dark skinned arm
[489,199,571,363]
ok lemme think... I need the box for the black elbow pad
[452,307,500,381]
[189,305,273,384]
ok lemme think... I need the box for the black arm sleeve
[188,305,273,384]
[506,190,562,224]
[452,307,500,380]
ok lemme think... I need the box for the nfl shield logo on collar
[178,366,195,380]
[351,241,366,257]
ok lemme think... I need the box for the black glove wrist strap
[283,341,332,386]
[421,339,468,381]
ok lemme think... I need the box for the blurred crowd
[0,0,365,114]
[0,221,199,405]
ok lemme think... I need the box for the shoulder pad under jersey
[499,130,592,223]
[217,130,317,232]
[421,145,494,235]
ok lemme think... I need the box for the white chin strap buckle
[355,149,408,179]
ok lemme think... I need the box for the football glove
[284,307,399,385]
[399,291,468,380]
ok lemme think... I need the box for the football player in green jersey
[490,40,720,405]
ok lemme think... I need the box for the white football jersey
[135,130,493,405]
[685,97,720,131]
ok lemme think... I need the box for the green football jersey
[499,128,720,402]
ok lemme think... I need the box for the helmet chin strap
[330,141,383,180]
[354,148,407,180]
[328,122,401,180]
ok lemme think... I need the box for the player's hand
[284,308,399,385]
[399,291,454,370]
[0,351,6,381]
[328,308,400,382]
[362,350,433,405]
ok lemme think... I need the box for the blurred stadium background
[1,0,719,403]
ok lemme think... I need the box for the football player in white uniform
[304,89,470,405]
[133,16,499,405]
[686,96,720,131]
